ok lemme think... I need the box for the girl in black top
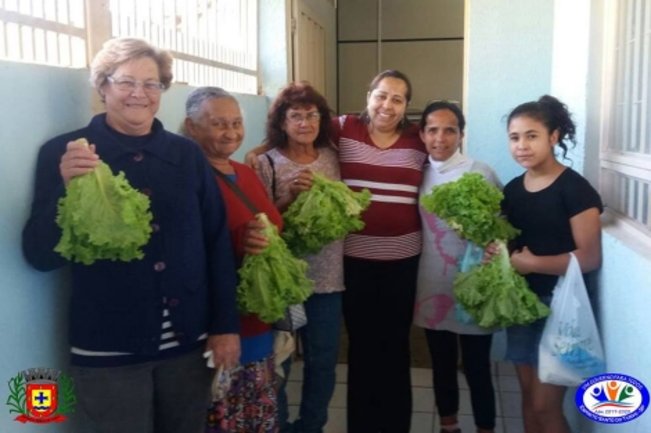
[499,95,602,433]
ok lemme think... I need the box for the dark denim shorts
[505,296,552,366]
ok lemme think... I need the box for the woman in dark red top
[185,87,282,433]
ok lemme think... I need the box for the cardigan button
[133,152,144,162]
[153,261,166,272]
[151,223,160,232]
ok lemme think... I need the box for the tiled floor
[286,360,525,433]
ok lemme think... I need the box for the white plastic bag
[538,253,605,386]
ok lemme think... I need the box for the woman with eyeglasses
[22,38,240,433]
[256,81,344,433]
[183,86,282,433]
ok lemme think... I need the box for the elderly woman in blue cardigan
[22,37,240,433]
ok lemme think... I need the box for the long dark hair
[507,95,576,160]
[265,81,333,149]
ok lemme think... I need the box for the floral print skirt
[206,355,278,433]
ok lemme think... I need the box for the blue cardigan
[23,114,239,359]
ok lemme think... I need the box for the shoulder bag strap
[212,167,260,214]
[264,153,277,201]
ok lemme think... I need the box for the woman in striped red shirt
[334,70,427,433]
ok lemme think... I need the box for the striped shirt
[159,306,181,351]
[335,115,427,260]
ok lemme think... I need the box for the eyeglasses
[286,111,321,124]
[107,76,165,94]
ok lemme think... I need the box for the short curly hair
[265,81,333,149]
[89,38,173,93]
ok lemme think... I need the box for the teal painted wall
[464,0,554,184]
[587,233,651,433]
[0,61,89,433]
[0,60,268,432]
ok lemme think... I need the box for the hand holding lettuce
[237,213,313,323]
[420,172,549,327]
[453,242,550,327]
[281,173,371,256]
[55,138,153,264]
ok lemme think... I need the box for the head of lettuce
[22,37,240,432]
[53,138,154,265]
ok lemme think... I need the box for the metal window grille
[0,0,258,94]
[110,0,258,94]
[601,0,651,233]
[0,0,87,67]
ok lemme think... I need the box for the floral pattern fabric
[206,356,278,433]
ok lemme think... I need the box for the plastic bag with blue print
[538,253,606,386]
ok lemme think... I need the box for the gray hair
[185,86,238,120]
[89,37,173,92]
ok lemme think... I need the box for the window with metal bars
[0,0,87,67]
[110,0,257,94]
[0,0,258,94]
[601,0,651,235]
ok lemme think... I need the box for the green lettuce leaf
[420,172,519,247]
[453,241,550,327]
[237,213,314,323]
[54,158,152,265]
[282,173,371,256]
[421,172,548,327]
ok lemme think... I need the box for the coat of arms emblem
[6,367,75,424]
